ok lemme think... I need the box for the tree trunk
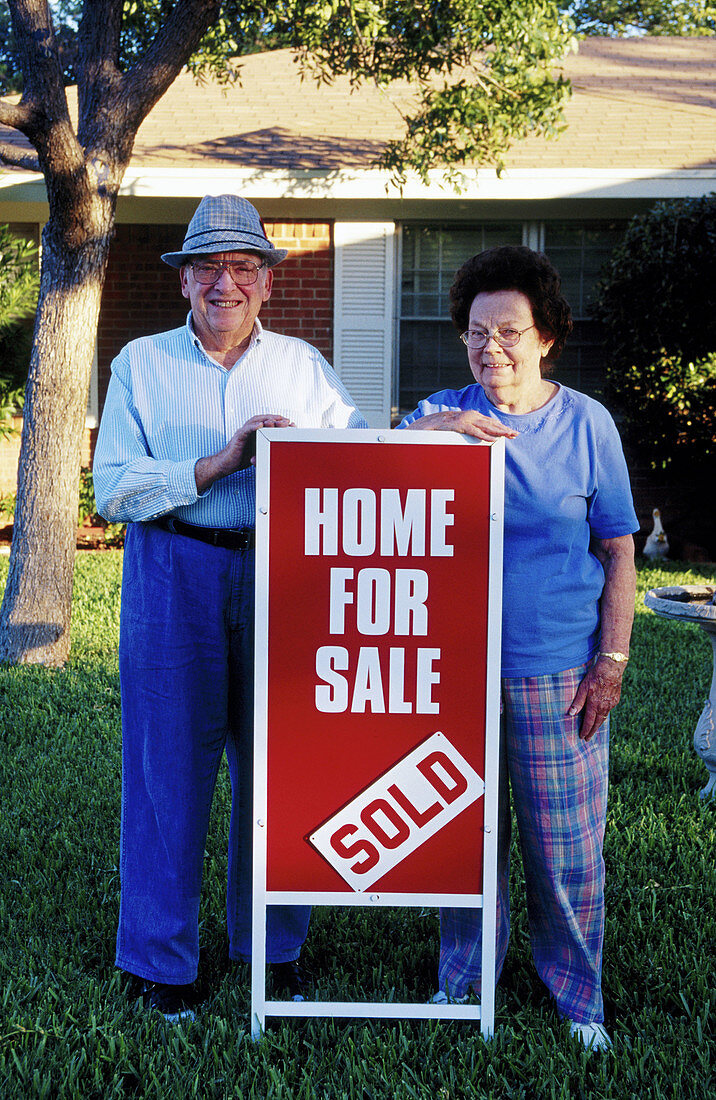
[0,203,112,667]
[0,2,223,667]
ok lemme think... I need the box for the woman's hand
[568,657,626,741]
[568,534,636,740]
[405,410,518,442]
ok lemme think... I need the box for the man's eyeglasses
[190,259,265,286]
[460,325,536,349]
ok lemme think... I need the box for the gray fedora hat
[161,195,288,268]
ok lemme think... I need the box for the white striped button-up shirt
[93,315,367,528]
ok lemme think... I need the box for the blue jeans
[115,522,310,984]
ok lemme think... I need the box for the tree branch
[7,0,70,125]
[0,96,36,134]
[76,0,125,135]
[6,0,85,182]
[117,0,221,130]
[77,0,124,68]
[0,140,40,171]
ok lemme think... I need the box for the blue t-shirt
[399,382,639,677]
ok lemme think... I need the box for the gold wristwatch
[598,651,629,663]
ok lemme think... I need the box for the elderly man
[94,195,366,1022]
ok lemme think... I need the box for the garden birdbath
[644,585,716,798]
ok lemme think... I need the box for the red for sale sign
[253,430,503,903]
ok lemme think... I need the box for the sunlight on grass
[1,554,714,1098]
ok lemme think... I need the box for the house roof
[1,36,715,204]
[128,36,716,173]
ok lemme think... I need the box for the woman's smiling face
[466,289,554,407]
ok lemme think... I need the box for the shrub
[611,349,716,472]
[78,466,126,546]
[591,195,716,478]
[0,224,39,438]
[590,196,716,555]
[0,470,125,547]
[0,491,15,522]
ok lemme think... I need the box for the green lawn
[1,553,714,1099]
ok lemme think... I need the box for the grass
[1,553,715,1098]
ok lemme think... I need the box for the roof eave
[118,164,716,201]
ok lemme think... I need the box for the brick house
[1,37,715,549]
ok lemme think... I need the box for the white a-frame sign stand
[252,429,503,1039]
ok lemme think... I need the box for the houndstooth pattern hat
[161,195,288,268]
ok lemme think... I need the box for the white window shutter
[333,222,395,428]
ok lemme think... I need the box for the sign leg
[251,821,268,1041]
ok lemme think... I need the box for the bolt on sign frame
[252,429,504,1039]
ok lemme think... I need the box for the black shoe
[269,960,308,1001]
[137,980,197,1024]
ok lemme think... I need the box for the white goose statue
[643,508,669,559]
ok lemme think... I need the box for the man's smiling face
[180,251,273,352]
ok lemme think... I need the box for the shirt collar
[185,313,264,358]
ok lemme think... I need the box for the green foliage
[117,1,293,83]
[611,350,716,473]
[0,556,715,1098]
[0,226,39,336]
[0,0,288,91]
[590,195,716,478]
[0,383,23,441]
[77,466,126,545]
[0,470,126,545]
[77,465,97,527]
[564,0,716,36]
[0,490,16,521]
[1,2,575,184]
[285,0,576,185]
[0,224,39,436]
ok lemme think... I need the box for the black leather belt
[152,515,255,550]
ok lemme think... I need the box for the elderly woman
[400,245,637,1052]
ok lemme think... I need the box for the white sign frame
[251,429,504,1039]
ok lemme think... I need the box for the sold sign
[257,434,502,898]
[253,432,503,1037]
[308,731,484,892]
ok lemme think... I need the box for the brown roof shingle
[1,37,714,175]
[128,37,716,172]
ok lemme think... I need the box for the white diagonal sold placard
[308,731,484,892]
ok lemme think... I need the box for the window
[396,220,626,418]
[397,224,522,420]
[543,222,626,398]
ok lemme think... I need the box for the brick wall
[261,220,334,359]
[96,223,189,410]
[0,219,334,495]
[96,219,334,411]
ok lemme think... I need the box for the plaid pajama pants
[438,664,609,1024]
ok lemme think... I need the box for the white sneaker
[431,989,470,1005]
[569,1020,612,1052]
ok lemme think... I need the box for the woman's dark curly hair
[449,245,573,362]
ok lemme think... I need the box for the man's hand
[194,414,294,494]
[404,410,518,441]
[568,656,625,741]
